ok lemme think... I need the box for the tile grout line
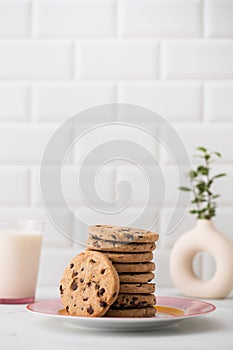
[202,0,206,38]
[115,0,121,39]
[157,41,162,80]
[31,0,37,39]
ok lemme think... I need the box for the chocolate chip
[95,283,100,290]
[66,306,69,312]
[87,306,94,314]
[100,269,105,275]
[132,297,138,301]
[111,234,117,239]
[74,304,77,307]
[125,233,134,239]
[72,271,78,278]
[97,288,105,297]
[83,297,88,301]
[90,259,96,263]
[138,235,143,238]
[59,285,63,294]
[112,292,116,297]
[71,280,78,291]
[81,267,84,271]
[80,278,84,283]
[130,300,135,305]
[139,301,147,307]
[99,301,107,308]
[70,263,74,269]
[87,282,92,287]
[147,279,152,282]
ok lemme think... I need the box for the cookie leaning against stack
[86,224,159,318]
[60,251,119,317]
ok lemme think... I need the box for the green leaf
[213,151,221,158]
[191,198,200,203]
[204,154,211,160]
[197,166,209,175]
[189,170,198,178]
[212,194,220,199]
[197,146,207,153]
[212,173,226,179]
[196,182,207,193]
[198,208,208,214]
[190,209,198,214]
[178,186,191,192]
[209,208,216,217]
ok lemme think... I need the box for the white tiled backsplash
[0,0,233,288]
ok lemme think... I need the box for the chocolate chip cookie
[89,225,159,243]
[119,283,155,294]
[113,262,155,273]
[113,293,156,308]
[119,272,154,284]
[86,237,156,253]
[105,306,156,318]
[99,251,153,263]
[60,251,119,317]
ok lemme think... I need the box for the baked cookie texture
[118,272,154,283]
[60,251,119,317]
[89,224,159,243]
[105,306,156,318]
[119,283,156,294]
[100,251,153,263]
[86,237,156,252]
[113,293,156,309]
[113,262,155,273]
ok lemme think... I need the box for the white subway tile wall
[0,0,232,288]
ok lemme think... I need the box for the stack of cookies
[86,224,159,318]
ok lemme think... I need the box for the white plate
[27,296,216,332]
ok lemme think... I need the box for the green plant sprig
[179,147,226,220]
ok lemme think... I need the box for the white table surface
[1,287,233,350]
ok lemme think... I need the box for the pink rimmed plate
[26,296,216,331]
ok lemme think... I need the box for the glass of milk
[0,220,44,304]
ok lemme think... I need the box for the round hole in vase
[192,251,216,281]
[192,252,203,280]
[170,219,233,299]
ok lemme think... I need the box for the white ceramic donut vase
[170,219,233,299]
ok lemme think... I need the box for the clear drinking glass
[0,220,44,304]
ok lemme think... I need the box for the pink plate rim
[26,296,216,320]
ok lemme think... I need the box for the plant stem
[204,154,211,218]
